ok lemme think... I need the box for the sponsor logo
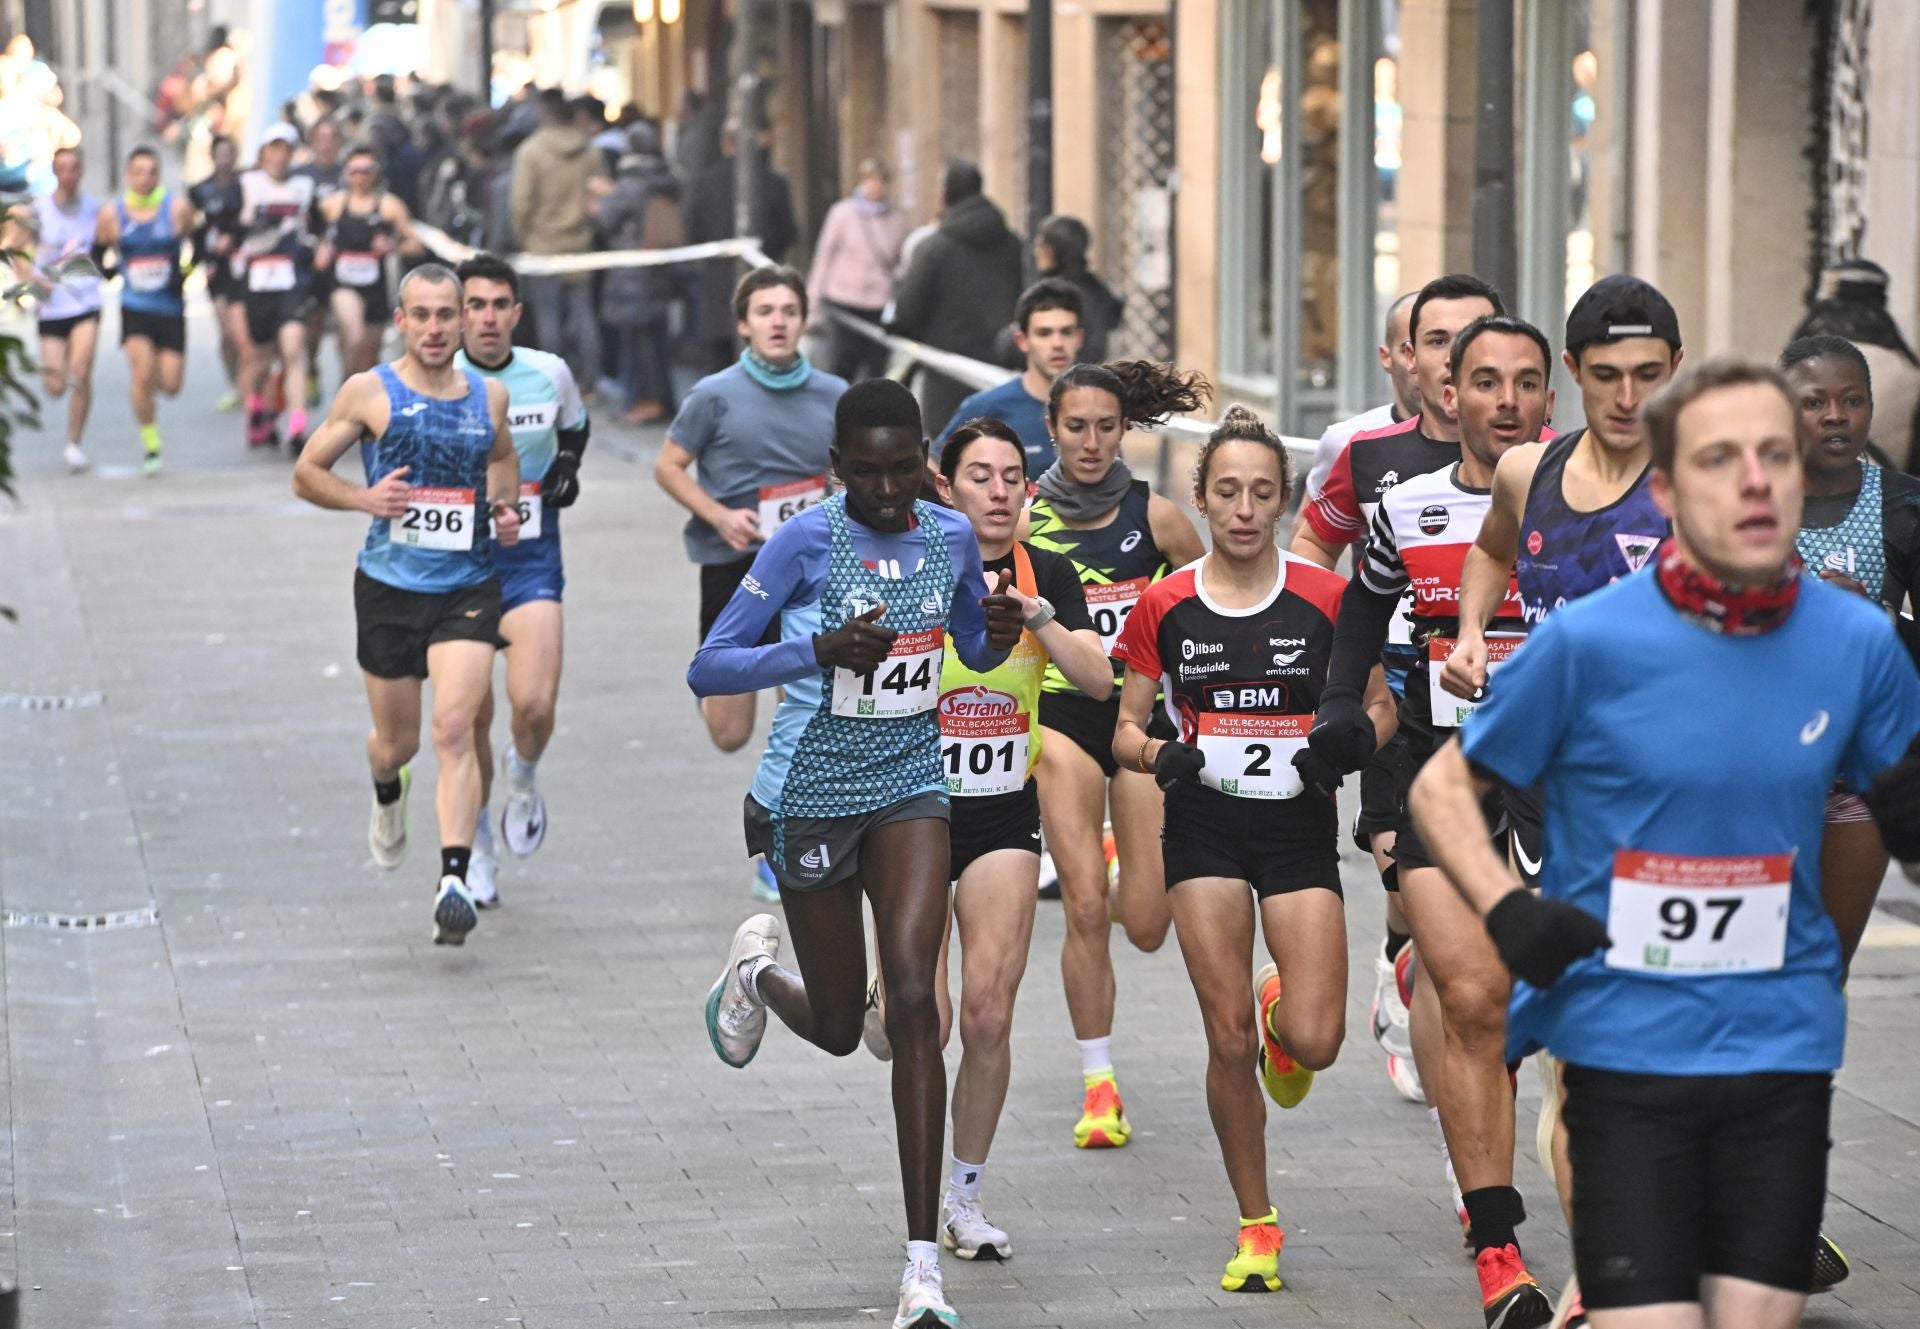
[1378,470,1400,488]
[799,844,832,872]
[508,403,558,431]
[1526,529,1544,556]
[1801,710,1829,746]
[398,402,429,418]
[1512,836,1542,878]
[919,593,944,616]
[940,686,1018,719]
[1269,637,1305,648]
[463,609,482,618]
[1417,504,1450,536]
[1823,548,1858,576]
[1120,530,1143,552]
[1272,649,1305,667]
[1210,683,1291,710]
[741,574,769,600]
[1177,659,1231,680]
[1615,533,1662,574]
[1181,639,1224,661]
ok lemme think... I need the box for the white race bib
[1605,850,1793,975]
[831,627,945,718]
[395,486,475,551]
[247,255,296,292]
[759,476,827,535]
[1426,632,1527,726]
[1087,576,1150,655]
[125,255,170,293]
[335,251,381,286]
[1196,713,1311,799]
[938,686,1030,797]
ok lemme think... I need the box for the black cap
[1565,274,1681,355]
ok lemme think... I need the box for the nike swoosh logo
[1512,836,1542,878]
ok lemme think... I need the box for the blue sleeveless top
[116,192,184,317]
[1516,429,1669,625]
[357,364,498,593]
[1797,463,1887,603]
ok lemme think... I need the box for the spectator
[1033,213,1123,363]
[890,159,1025,433]
[1791,258,1920,472]
[683,121,798,372]
[806,157,909,383]
[510,87,609,389]
[936,278,1084,471]
[367,113,426,216]
[600,120,684,424]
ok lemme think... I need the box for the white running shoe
[1386,1053,1424,1103]
[705,913,780,1067]
[369,767,410,869]
[862,977,892,1061]
[501,754,547,856]
[63,443,87,472]
[1368,941,1413,1058]
[942,1194,1011,1260]
[892,1273,960,1328]
[432,875,478,945]
[468,843,499,909]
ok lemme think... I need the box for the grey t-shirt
[668,362,848,564]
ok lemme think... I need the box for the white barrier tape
[413,221,765,276]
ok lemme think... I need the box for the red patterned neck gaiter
[1653,539,1801,636]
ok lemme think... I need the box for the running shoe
[1475,1243,1553,1329]
[1557,1285,1587,1328]
[432,875,479,946]
[1036,848,1060,900]
[1386,1053,1424,1102]
[705,912,780,1068]
[214,389,241,412]
[500,753,547,856]
[141,447,162,477]
[1073,1072,1130,1148]
[1221,1212,1284,1292]
[942,1193,1010,1260]
[468,843,499,909]
[892,1274,960,1328]
[63,442,87,472]
[368,766,410,868]
[749,856,781,902]
[286,431,306,459]
[246,413,274,447]
[1369,939,1413,1058]
[1810,1231,1849,1293]
[862,976,892,1061]
[1254,962,1315,1108]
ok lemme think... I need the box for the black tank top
[1515,428,1669,625]
[1029,478,1169,692]
[330,195,390,291]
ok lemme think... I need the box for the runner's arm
[1025,556,1110,699]
[292,375,389,511]
[1289,439,1363,568]
[946,513,1014,672]
[1148,493,1206,569]
[384,195,426,256]
[653,436,761,551]
[687,526,828,695]
[1111,666,1165,775]
[1444,443,1543,699]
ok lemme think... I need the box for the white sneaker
[63,443,87,472]
[432,875,478,946]
[1368,941,1412,1058]
[705,913,780,1067]
[892,1273,960,1328]
[369,767,410,869]
[942,1193,1010,1260]
[862,976,892,1061]
[468,843,499,909]
[500,752,546,856]
[1386,1053,1424,1103]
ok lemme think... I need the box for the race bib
[1087,576,1150,655]
[1605,850,1793,975]
[1426,632,1527,726]
[125,255,170,293]
[335,251,381,286]
[489,481,543,541]
[1196,713,1311,799]
[938,686,1030,797]
[248,255,295,292]
[759,476,827,536]
[831,627,944,718]
[395,486,475,551]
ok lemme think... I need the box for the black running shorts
[245,286,317,346]
[744,789,951,894]
[353,570,507,680]
[1562,1064,1832,1309]
[949,780,1041,881]
[1162,785,1342,900]
[1353,731,1411,851]
[698,555,780,647]
[38,309,99,340]
[1039,690,1124,778]
[120,308,185,352]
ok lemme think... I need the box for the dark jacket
[684,151,799,343]
[1056,265,1125,364]
[599,152,685,325]
[890,193,1025,362]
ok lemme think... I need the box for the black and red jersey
[1303,415,1460,548]
[1115,553,1345,800]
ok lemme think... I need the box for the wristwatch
[1023,596,1055,632]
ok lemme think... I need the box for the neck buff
[1035,457,1135,521]
[740,346,811,392]
[124,185,164,212]
[853,194,890,216]
[1653,538,1801,636]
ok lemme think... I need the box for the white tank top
[32,191,102,319]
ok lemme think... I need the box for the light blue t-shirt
[1460,570,1920,1077]
[455,346,584,485]
[937,375,1054,471]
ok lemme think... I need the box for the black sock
[1383,926,1410,961]
[374,776,403,806]
[1462,1185,1525,1256]
[441,846,471,882]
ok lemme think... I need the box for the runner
[296,118,349,411]
[690,378,1023,1329]
[1111,405,1389,1293]
[1295,290,1420,503]
[1291,273,1503,1101]
[935,278,1085,469]
[188,134,249,413]
[291,263,523,945]
[1021,358,1208,1148]
[316,145,424,379]
[1411,357,1920,1329]
[92,145,196,476]
[453,252,590,906]
[237,123,319,453]
[928,417,1110,1259]
[1310,314,1558,1328]
[12,145,102,471]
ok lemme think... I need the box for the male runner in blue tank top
[690,379,1023,1329]
[293,263,524,947]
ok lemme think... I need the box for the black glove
[1152,740,1206,792]
[1291,746,1345,800]
[1484,890,1612,988]
[542,450,583,509]
[1865,732,1920,861]
[1307,688,1376,775]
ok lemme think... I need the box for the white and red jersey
[1114,553,1345,800]
[1303,415,1460,548]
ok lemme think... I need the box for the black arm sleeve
[1325,573,1401,698]
[556,418,590,460]
[88,240,117,282]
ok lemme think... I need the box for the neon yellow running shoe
[1222,1209,1284,1292]
[1254,962,1315,1109]
[1073,1070,1130,1148]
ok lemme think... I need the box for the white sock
[1076,1036,1114,1078]
[904,1239,941,1282]
[948,1156,985,1201]
[506,745,537,787]
[474,805,495,853]
[737,954,775,1004]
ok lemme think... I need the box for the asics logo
[1801,710,1829,746]
[1119,530,1143,552]
[398,402,429,417]
[799,844,831,871]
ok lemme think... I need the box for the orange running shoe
[1475,1242,1553,1328]
[1221,1209,1284,1291]
[1253,962,1314,1108]
[1073,1071,1130,1148]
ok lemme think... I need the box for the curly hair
[1047,360,1212,431]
